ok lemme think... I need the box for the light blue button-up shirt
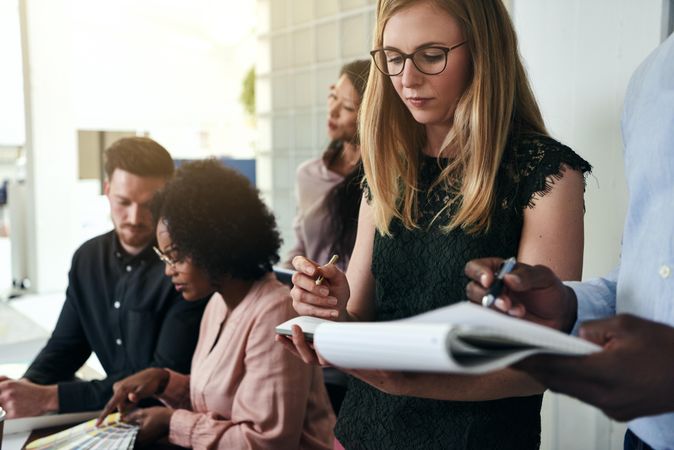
[567,32,674,450]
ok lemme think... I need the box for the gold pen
[315,254,339,285]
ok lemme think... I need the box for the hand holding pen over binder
[275,254,350,365]
[464,257,579,332]
[288,254,349,320]
[314,254,339,286]
[480,257,517,308]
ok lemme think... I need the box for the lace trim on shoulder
[362,179,373,204]
[502,134,593,211]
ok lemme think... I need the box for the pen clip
[315,254,339,285]
[495,257,517,279]
[481,257,517,308]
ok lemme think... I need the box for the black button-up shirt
[24,231,207,413]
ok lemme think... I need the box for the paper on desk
[3,431,31,450]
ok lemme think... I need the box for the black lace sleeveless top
[334,135,592,450]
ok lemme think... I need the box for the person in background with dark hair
[0,137,206,418]
[284,59,371,272]
[99,159,334,449]
[283,59,370,414]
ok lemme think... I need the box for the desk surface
[0,297,105,449]
[0,301,47,449]
[0,302,49,346]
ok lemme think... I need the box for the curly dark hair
[153,159,281,282]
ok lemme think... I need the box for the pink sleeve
[158,369,192,410]
[283,175,308,268]
[168,297,325,449]
[284,216,307,268]
[169,409,230,448]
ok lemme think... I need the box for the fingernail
[480,273,488,286]
[508,308,523,317]
[327,297,338,306]
[320,287,329,296]
[494,299,506,310]
[331,310,338,318]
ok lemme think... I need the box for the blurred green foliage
[240,66,255,117]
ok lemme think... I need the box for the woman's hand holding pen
[464,257,578,332]
[276,255,351,365]
[290,255,351,321]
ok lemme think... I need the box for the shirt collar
[111,232,157,266]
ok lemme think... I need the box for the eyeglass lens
[153,246,175,266]
[374,47,447,76]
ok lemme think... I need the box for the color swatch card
[26,413,138,450]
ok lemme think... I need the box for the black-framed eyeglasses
[370,41,466,76]
[153,246,179,268]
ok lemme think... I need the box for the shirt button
[126,265,132,272]
[659,265,671,279]
[115,252,121,258]
[115,338,123,346]
[113,301,121,309]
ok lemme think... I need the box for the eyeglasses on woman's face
[153,245,180,268]
[370,41,466,76]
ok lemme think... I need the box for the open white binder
[276,302,600,374]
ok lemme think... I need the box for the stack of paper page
[276,301,601,374]
[25,413,138,450]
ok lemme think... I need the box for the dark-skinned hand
[514,314,674,421]
[97,368,169,426]
[124,406,173,447]
[464,257,578,332]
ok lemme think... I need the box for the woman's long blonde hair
[360,0,547,235]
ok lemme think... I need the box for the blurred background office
[0,0,672,449]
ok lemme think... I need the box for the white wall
[255,0,376,259]
[21,0,80,293]
[512,1,668,448]
[69,0,256,159]
[514,0,665,280]
[16,0,257,293]
[0,0,25,147]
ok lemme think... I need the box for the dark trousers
[624,429,654,450]
[325,383,347,415]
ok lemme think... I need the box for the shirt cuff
[565,280,611,336]
[57,381,102,413]
[168,409,199,448]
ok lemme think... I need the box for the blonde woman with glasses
[280,0,591,448]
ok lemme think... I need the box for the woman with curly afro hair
[99,159,335,449]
